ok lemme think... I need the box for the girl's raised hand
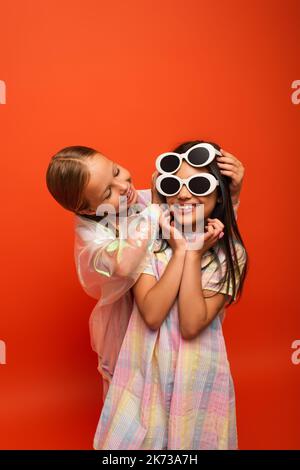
[159,209,187,253]
[216,149,244,204]
[197,218,224,256]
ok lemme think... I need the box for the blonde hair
[46,145,99,214]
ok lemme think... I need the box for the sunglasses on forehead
[155,143,221,174]
[156,173,219,197]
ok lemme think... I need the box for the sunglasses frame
[156,173,220,197]
[155,143,222,175]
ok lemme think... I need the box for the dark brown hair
[154,139,249,305]
[46,145,103,221]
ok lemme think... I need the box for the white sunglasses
[155,143,221,174]
[156,173,219,197]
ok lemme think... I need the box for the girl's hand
[151,170,165,205]
[216,149,244,204]
[159,209,187,253]
[196,218,224,257]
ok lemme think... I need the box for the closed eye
[104,167,120,199]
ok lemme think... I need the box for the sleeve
[74,204,161,305]
[203,241,247,301]
[141,252,156,276]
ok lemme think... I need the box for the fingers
[207,218,224,232]
[217,157,241,172]
[152,172,165,204]
[207,217,224,227]
[217,150,244,178]
[159,208,170,228]
[217,155,240,165]
[217,169,236,178]
[216,162,239,172]
[219,148,238,161]
[217,150,242,167]
[203,225,214,242]
[151,170,160,188]
[152,170,159,181]
[204,218,224,243]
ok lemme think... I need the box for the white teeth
[177,205,193,212]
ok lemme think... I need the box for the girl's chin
[117,188,138,214]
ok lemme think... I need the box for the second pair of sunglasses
[156,173,219,197]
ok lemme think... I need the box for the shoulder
[144,242,171,269]
[215,240,246,263]
[74,214,115,244]
[201,240,246,274]
[231,239,247,264]
[155,244,173,268]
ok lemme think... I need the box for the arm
[178,250,227,340]
[178,219,227,340]
[132,210,187,330]
[133,249,186,330]
[179,222,247,340]
[74,203,161,305]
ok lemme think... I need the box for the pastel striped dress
[93,240,247,450]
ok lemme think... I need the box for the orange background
[0,0,299,450]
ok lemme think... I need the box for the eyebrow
[99,162,114,201]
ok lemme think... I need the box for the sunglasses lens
[188,147,210,166]
[189,176,212,195]
[160,176,181,195]
[160,155,180,173]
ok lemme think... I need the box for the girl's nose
[178,183,191,199]
[115,180,128,193]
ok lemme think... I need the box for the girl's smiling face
[165,161,219,227]
[78,153,138,215]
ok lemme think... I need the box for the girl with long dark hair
[93,140,248,449]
